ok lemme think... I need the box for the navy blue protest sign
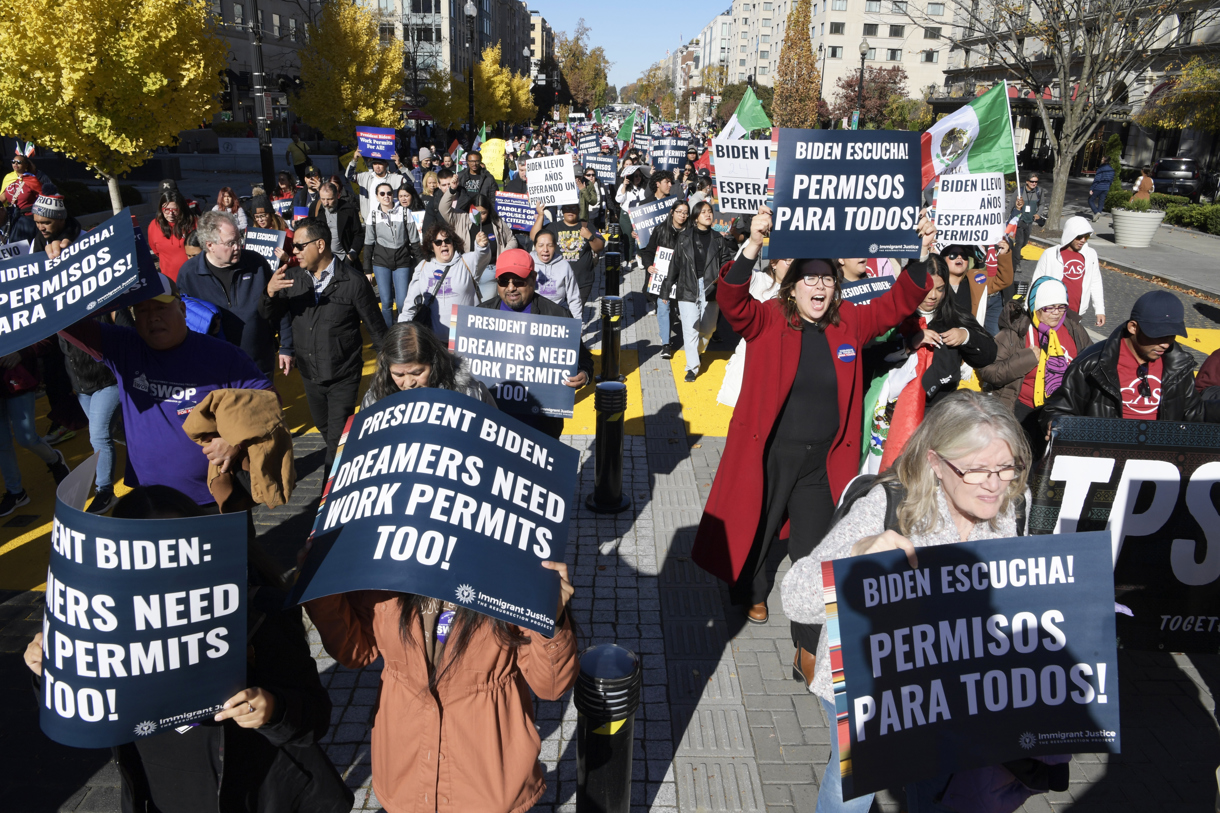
[1032,417,1220,653]
[650,137,689,173]
[0,210,139,358]
[584,154,618,188]
[450,304,581,419]
[634,133,653,159]
[356,125,396,160]
[40,499,248,748]
[769,129,923,260]
[578,134,599,155]
[841,276,894,305]
[244,228,287,263]
[627,195,679,248]
[495,192,536,232]
[289,387,579,636]
[823,531,1119,800]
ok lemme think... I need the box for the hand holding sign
[850,529,920,568]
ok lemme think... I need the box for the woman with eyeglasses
[691,205,936,687]
[399,222,487,340]
[782,391,1052,813]
[249,197,295,268]
[364,182,423,326]
[977,277,1090,458]
[147,189,198,281]
[637,200,690,358]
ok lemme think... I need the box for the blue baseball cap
[1129,290,1187,338]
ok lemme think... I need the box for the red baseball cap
[495,248,535,280]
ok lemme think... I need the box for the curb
[1028,236,1220,303]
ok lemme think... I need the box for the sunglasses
[1136,363,1152,399]
[937,454,1023,485]
[943,252,967,260]
[433,238,454,246]
[290,239,318,252]
[377,191,394,196]
[496,275,530,288]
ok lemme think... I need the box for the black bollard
[597,296,625,383]
[585,381,631,513]
[603,250,621,297]
[574,644,642,813]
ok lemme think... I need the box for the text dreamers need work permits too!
[769,130,923,259]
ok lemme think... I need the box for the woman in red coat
[690,206,937,686]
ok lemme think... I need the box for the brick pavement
[5,259,1220,812]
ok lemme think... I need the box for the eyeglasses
[1039,304,1067,313]
[433,238,454,246]
[161,206,180,213]
[496,276,530,288]
[937,454,1023,485]
[215,239,241,249]
[801,274,837,288]
[1136,363,1152,399]
[943,252,966,260]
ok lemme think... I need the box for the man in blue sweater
[1090,157,1116,222]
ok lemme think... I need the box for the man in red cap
[477,248,593,438]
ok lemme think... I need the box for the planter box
[1112,209,1166,248]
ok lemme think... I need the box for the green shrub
[1119,168,1142,183]
[1104,188,1132,211]
[1118,197,1152,213]
[1150,193,1189,210]
[1104,134,1124,174]
[1164,203,1220,235]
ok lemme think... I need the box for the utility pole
[465,1,477,145]
[248,0,277,194]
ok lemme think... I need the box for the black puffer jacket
[670,226,735,303]
[258,258,388,383]
[637,220,685,302]
[59,312,134,394]
[1042,323,1210,428]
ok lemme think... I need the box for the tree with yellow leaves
[0,0,226,214]
[423,45,536,129]
[292,1,405,143]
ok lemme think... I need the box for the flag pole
[1005,80,1021,188]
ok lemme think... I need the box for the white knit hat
[1031,278,1069,311]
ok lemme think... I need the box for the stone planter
[1111,208,1166,248]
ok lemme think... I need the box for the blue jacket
[176,250,292,375]
[1090,163,1116,193]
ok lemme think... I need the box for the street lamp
[464,0,476,142]
[857,39,869,120]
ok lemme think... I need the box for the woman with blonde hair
[781,390,1063,813]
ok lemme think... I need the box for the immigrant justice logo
[455,584,476,603]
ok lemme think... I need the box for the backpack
[827,475,1026,536]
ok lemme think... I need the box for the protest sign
[824,531,1120,800]
[634,134,653,159]
[0,210,140,358]
[292,206,310,225]
[244,228,286,263]
[650,137,689,173]
[272,197,293,218]
[646,247,675,297]
[933,172,1007,247]
[1032,417,1220,652]
[496,192,536,232]
[578,134,599,155]
[526,154,579,207]
[356,125,396,160]
[584,154,618,188]
[40,497,248,748]
[482,139,507,182]
[289,387,579,636]
[627,195,679,248]
[711,138,771,214]
[0,240,30,261]
[840,276,894,304]
[769,129,923,259]
[450,304,582,418]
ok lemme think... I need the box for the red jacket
[691,258,933,585]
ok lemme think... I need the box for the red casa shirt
[1059,248,1086,313]
[1116,340,1163,419]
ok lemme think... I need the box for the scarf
[1031,313,1069,406]
[880,317,934,471]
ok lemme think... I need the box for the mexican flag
[719,86,773,140]
[921,83,1017,188]
[473,123,486,151]
[594,109,602,125]
[616,110,636,142]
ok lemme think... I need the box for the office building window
[739,58,747,66]
[289,17,297,40]
[233,3,243,25]
[863,23,878,35]
[740,44,747,52]
[865,0,881,9]
[722,22,730,34]
[831,0,847,8]
[759,50,769,58]
[739,72,746,80]
[272,13,280,36]
[920,49,939,62]
[378,0,392,10]
[761,34,770,42]
[865,47,876,59]
[924,26,940,38]
[830,21,845,33]
[762,18,772,26]
[927,1,944,13]
[759,64,769,74]
[886,48,901,60]
[763,1,773,8]
[379,24,394,45]
[889,24,904,36]
[828,45,843,57]
[891,0,907,10]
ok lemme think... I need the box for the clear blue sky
[529,1,733,90]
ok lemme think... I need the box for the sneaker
[661,344,674,360]
[0,490,30,517]
[48,449,71,485]
[87,487,116,515]
[41,426,76,445]
[685,369,698,383]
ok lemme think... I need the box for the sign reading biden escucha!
[0,210,140,358]
[450,304,582,419]
[769,130,923,259]
[289,387,579,636]
[823,531,1120,800]
[40,499,248,748]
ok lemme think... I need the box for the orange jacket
[307,591,579,813]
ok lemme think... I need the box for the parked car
[1152,158,1203,202]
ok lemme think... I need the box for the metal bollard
[597,296,625,383]
[603,250,622,297]
[585,381,631,513]
[574,644,642,813]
